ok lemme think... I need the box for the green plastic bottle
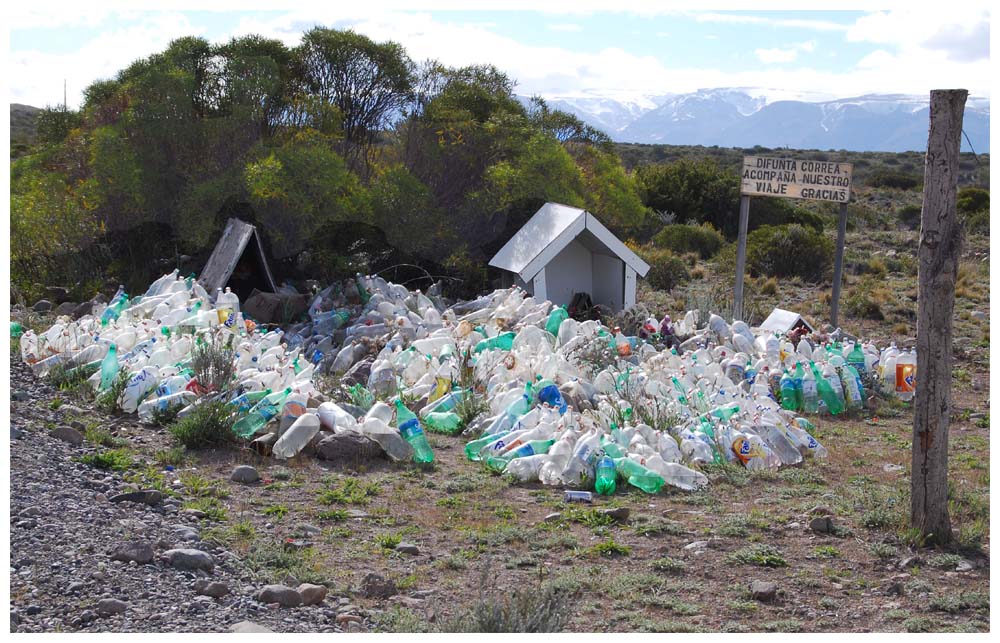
[613,457,666,494]
[99,344,119,391]
[394,400,434,464]
[600,437,626,459]
[355,273,371,305]
[10,321,23,338]
[811,361,844,415]
[545,305,568,337]
[464,429,513,461]
[473,331,516,354]
[594,455,617,495]
[485,439,555,472]
[423,411,463,435]
[231,387,291,438]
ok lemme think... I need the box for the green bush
[867,170,921,190]
[962,210,989,235]
[896,204,922,229]
[652,223,724,259]
[957,187,989,213]
[742,224,834,282]
[749,198,825,234]
[168,401,239,449]
[629,244,690,291]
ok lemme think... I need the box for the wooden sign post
[735,156,854,325]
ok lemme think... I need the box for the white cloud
[846,8,990,61]
[547,23,583,32]
[691,12,849,32]
[755,41,816,64]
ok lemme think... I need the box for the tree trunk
[911,89,966,545]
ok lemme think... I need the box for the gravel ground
[8,360,363,633]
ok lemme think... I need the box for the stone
[194,580,230,599]
[297,583,328,606]
[11,426,23,440]
[390,595,426,609]
[295,524,322,537]
[12,390,30,402]
[45,286,71,303]
[898,556,922,570]
[395,542,420,555]
[54,302,78,317]
[72,302,94,319]
[809,516,834,534]
[683,540,710,551]
[956,560,975,572]
[181,509,207,519]
[162,548,215,572]
[32,299,53,313]
[359,573,397,599]
[971,310,987,321]
[256,585,302,608]
[231,465,260,484]
[882,464,904,473]
[69,420,86,432]
[750,581,778,602]
[52,426,83,447]
[543,512,562,522]
[172,525,200,542]
[66,582,86,594]
[314,432,386,466]
[230,621,275,633]
[109,490,163,506]
[601,507,630,523]
[807,505,835,516]
[336,614,363,625]
[95,599,127,618]
[347,622,368,633]
[109,541,155,565]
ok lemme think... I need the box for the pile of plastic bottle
[18,270,919,496]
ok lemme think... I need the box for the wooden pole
[911,89,966,545]
[733,194,750,321]
[830,201,849,327]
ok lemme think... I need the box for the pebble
[543,512,562,522]
[96,599,128,618]
[898,556,922,570]
[109,490,164,506]
[162,549,215,572]
[359,573,397,599]
[297,584,328,606]
[256,585,302,608]
[51,426,84,446]
[110,541,155,565]
[395,542,420,555]
[683,540,710,551]
[750,581,778,602]
[809,516,835,534]
[194,580,230,599]
[956,559,975,572]
[601,507,630,523]
[230,621,275,633]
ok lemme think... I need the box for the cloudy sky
[8,1,993,109]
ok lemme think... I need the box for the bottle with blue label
[394,399,434,464]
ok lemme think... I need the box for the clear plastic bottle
[272,413,321,459]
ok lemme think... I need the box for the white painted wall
[543,239,593,307]
[592,253,624,311]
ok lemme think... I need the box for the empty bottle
[394,400,434,464]
[423,411,463,435]
[121,366,159,414]
[231,387,291,438]
[801,361,819,414]
[545,305,568,337]
[613,457,666,494]
[473,331,516,354]
[895,349,916,401]
[230,387,271,412]
[272,413,321,459]
[279,392,308,436]
[535,377,568,414]
[99,344,119,392]
[779,370,798,411]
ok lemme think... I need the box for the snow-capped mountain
[529,88,990,153]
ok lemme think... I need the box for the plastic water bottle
[473,331,515,354]
[641,456,708,491]
[423,411,463,435]
[535,377,568,414]
[121,366,159,413]
[613,457,665,494]
[895,349,916,401]
[394,400,434,464]
[232,387,291,438]
[279,392,308,436]
[545,305,568,337]
[594,455,617,495]
[485,439,555,472]
[801,362,819,414]
[99,344,119,391]
[779,370,798,411]
[230,388,271,412]
[272,413,321,459]
[138,390,198,423]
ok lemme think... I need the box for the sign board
[741,156,853,203]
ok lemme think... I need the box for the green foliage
[35,106,83,145]
[652,223,724,258]
[189,335,236,393]
[375,533,403,550]
[585,538,631,558]
[957,187,989,213]
[78,448,134,472]
[897,204,922,229]
[628,244,690,291]
[651,556,687,574]
[442,569,571,633]
[727,544,788,567]
[168,401,239,449]
[317,477,382,505]
[867,170,921,190]
[743,224,834,282]
[95,369,130,414]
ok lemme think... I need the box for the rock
[882,463,904,473]
[786,522,801,530]
[25,605,42,615]
[109,490,163,506]
[51,425,84,446]
[162,548,215,572]
[181,509,207,519]
[347,622,368,633]
[601,507,630,523]
[543,512,562,522]
[898,556,922,570]
[72,301,94,319]
[172,525,200,542]
[256,585,302,608]
[69,420,86,432]
[12,390,30,402]
[314,432,386,466]
[230,621,275,633]
[390,595,426,609]
[337,614,363,625]
[346,509,370,519]
[45,286,71,303]
[231,465,260,484]
[683,540,710,551]
[809,516,834,534]
[971,310,987,320]
[194,580,230,598]
[54,302,78,317]
[395,542,420,555]
[750,581,778,602]
[95,598,127,618]
[11,426,23,440]
[32,299,53,313]
[66,581,86,594]
[956,559,975,572]
[109,541,154,565]
[58,404,87,417]
[295,524,322,537]
[807,505,834,516]
[360,573,397,599]
[297,583,328,606]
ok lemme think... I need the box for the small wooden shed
[199,218,277,301]
[488,202,650,312]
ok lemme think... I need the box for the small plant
[563,506,617,529]
[728,544,787,567]
[168,401,238,449]
[729,600,758,614]
[189,335,236,393]
[926,553,963,569]
[95,369,130,414]
[316,509,349,522]
[868,542,898,560]
[651,557,687,574]
[184,497,228,521]
[375,533,402,550]
[634,518,685,537]
[150,405,181,427]
[316,477,381,505]
[929,591,989,614]
[813,545,842,559]
[84,426,128,448]
[263,504,289,520]
[585,538,631,558]
[154,446,187,467]
[78,448,133,471]
[441,565,571,633]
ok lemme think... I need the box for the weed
[493,505,515,520]
[154,446,187,467]
[83,426,128,448]
[634,518,686,537]
[150,405,181,427]
[316,477,381,505]
[168,401,239,449]
[929,591,988,614]
[373,607,434,633]
[441,563,571,633]
[95,370,130,414]
[563,506,617,528]
[244,538,326,586]
[729,600,758,614]
[717,511,771,537]
[262,504,289,520]
[926,553,963,569]
[436,495,466,509]
[316,509,349,522]
[651,556,687,574]
[180,472,227,498]
[728,544,787,567]
[902,617,934,633]
[813,545,842,559]
[189,335,236,392]
[868,542,898,560]
[78,448,133,472]
[183,497,228,522]
[763,619,804,633]
[375,533,402,550]
[585,538,631,558]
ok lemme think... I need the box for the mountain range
[534,89,990,153]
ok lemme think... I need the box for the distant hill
[535,89,991,154]
[11,103,41,146]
